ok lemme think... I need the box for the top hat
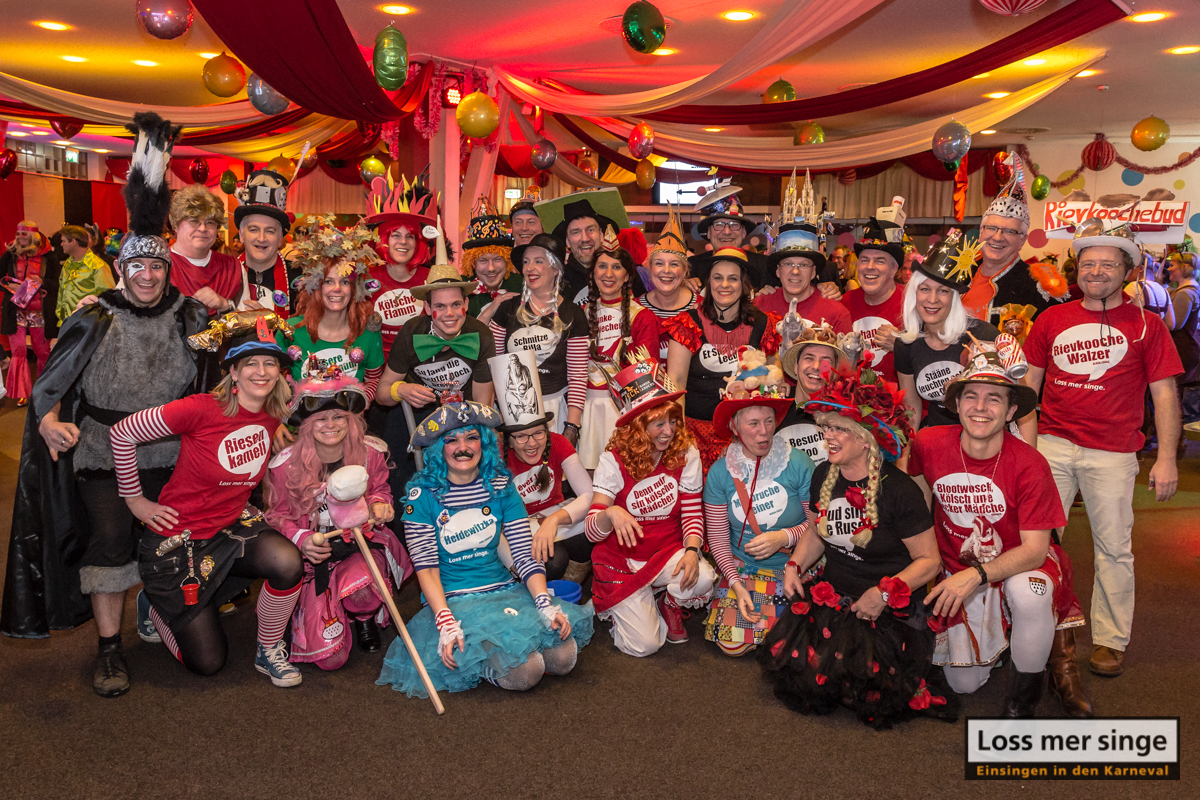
[490,350,555,433]
[234,169,292,232]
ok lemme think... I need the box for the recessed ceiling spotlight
[1168,46,1200,55]
[653,47,677,56]
[198,52,220,59]
[704,127,724,132]
[722,11,755,21]
[30,131,50,136]
[94,148,110,153]
[133,60,158,67]
[8,131,27,137]
[980,130,997,135]
[379,4,413,13]
[1023,58,1047,66]
[53,140,72,145]
[1076,69,1098,77]
[35,21,71,31]
[985,91,1011,99]
[61,55,88,63]
[1130,12,1168,23]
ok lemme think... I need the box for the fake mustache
[452,450,475,460]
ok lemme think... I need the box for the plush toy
[326,465,371,531]
[723,346,787,399]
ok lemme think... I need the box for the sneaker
[255,639,303,687]
[657,593,688,644]
[136,590,161,643]
[93,642,130,698]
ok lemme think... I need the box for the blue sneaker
[136,590,161,643]
[254,640,302,687]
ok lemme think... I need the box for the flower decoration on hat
[290,214,382,303]
[804,366,913,461]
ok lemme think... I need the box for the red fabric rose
[878,576,911,609]
[790,600,810,615]
[844,486,867,510]
[815,673,827,685]
[770,639,784,657]
[810,581,838,607]
[909,679,933,711]
[807,645,819,669]
[822,627,831,639]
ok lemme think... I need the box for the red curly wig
[606,400,694,481]
[297,261,374,352]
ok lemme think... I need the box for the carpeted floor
[0,402,1196,799]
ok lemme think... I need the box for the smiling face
[509,425,549,465]
[14,229,32,249]
[707,219,745,249]
[238,214,284,266]
[733,405,777,458]
[387,226,417,266]
[708,261,744,308]
[777,255,816,298]
[175,217,220,257]
[473,251,509,290]
[821,416,871,467]
[645,414,677,452]
[427,286,468,337]
[914,277,955,328]
[320,269,353,313]
[230,355,282,404]
[443,428,483,482]
[522,246,558,293]
[312,410,350,449]
[979,214,1028,268]
[511,213,542,246]
[957,383,1015,442]
[121,257,169,307]
[566,217,601,266]
[856,250,898,298]
[1076,245,1128,303]
[649,251,688,295]
[593,252,628,301]
[796,344,837,396]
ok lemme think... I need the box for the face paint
[124,261,147,278]
[430,309,439,320]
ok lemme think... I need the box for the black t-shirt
[893,320,999,429]
[491,297,589,397]
[678,307,771,421]
[388,314,496,421]
[810,460,933,600]
[777,404,827,466]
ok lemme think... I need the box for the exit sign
[504,188,522,199]
[64,149,80,163]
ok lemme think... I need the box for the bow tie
[413,332,480,362]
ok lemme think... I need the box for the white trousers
[601,550,716,658]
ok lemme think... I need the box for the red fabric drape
[90,181,127,231]
[496,145,538,179]
[179,108,312,145]
[191,0,428,123]
[0,171,25,244]
[642,0,1126,125]
[318,160,366,186]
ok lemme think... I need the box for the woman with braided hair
[759,367,956,729]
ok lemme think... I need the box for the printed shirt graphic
[155,393,279,539]
[281,319,385,383]
[776,404,828,465]
[842,287,904,381]
[506,433,574,515]
[588,300,661,388]
[908,426,1065,574]
[369,264,429,354]
[492,298,589,397]
[1024,299,1182,452]
[893,321,999,428]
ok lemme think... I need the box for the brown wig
[296,261,374,352]
[607,400,694,481]
[587,248,635,360]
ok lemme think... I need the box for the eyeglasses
[817,423,858,437]
[508,429,548,445]
[709,221,744,232]
[1078,260,1124,272]
[980,224,1025,239]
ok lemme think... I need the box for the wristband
[786,560,800,571]
[533,592,558,629]
[390,381,402,403]
[563,422,580,432]
[685,545,700,555]
[973,563,989,584]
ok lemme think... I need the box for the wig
[374,219,432,269]
[169,184,225,230]
[409,424,512,501]
[461,245,514,280]
[296,261,374,352]
[813,411,882,548]
[281,410,371,518]
[606,400,693,482]
[587,248,635,360]
[516,246,567,335]
[898,271,973,346]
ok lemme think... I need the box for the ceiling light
[980,130,997,135]
[1168,46,1200,55]
[53,140,72,145]
[35,21,71,31]
[133,60,158,67]
[60,55,88,63]
[30,131,50,136]
[653,47,677,56]
[722,11,755,21]
[1076,69,1098,77]
[1130,12,1168,22]
[8,132,27,137]
[985,91,1011,99]
[1023,58,1047,66]
[198,52,219,59]
[704,127,724,132]
[379,4,413,13]
[94,149,110,153]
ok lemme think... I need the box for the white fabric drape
[507,101,618,188]
[194,117,355,160]
[809,164,991,220]
[495,0,887,116]
[288,168,369,217]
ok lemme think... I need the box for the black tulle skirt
[758,586,959,730]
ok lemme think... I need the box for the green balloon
[765,78,795,104]
[374,25,408,90]
[219,169,237,194]
[1031,174,1051,201]
[622,1,666,55]
[942,159,961,173]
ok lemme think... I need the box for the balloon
[1031,174,1050,201]
[360,156,386,184]
[628,122,654,159]
[931,119,971,162]
[531,139,557,171]
[764,77,795,104]
[373,25,408,90]
[991,150,1013,185]
[135,0,193,40]
[621,2,666,55]
[977,0,1049,15]
[1081,135,1116,171]
[246,73,289,116]
[357,121,381,141]
[838,168,856,186]
[0,149,15,180]
[1131,115,1170,152]
[535,170,551,188]
[219,169,237,194]
[635,158,656,190]
[942,159,961,173]
[794,121,824,146]
[456,92,500,139]
[50,118,84,140]
[189,158,209,185]
[267,156,296,181]
[202,52,246,98]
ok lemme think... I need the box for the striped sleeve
[110,407,177,497]
[705,501,740,584]
[680,491,704,544]
[489,320,507,354]
[585,503,611,543]
[566,336,589,410]
[363,366,383,402]
[502,516,546,583]
[404,521,439,571]
[785,501,812,548]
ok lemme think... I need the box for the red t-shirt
[506,433,576,515]
[754,290,852,333]
[370,264,430,356]
[170,251,243,313]
[154,394,279,539]
[908,426,1066,575]
[842,286,904,382]
[1024,298,1182,452]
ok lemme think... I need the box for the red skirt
[685,417,730,475]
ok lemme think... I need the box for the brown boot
[1047,628,1094,717]
[1089,645,1125,677]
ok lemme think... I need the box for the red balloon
[51,118,85,140]
[0,149,16,180]
[838,168,857,186]
[189,157,210,185]
[1081,135,1116,172]
[628,122,654,160]
[991,151,1013,185]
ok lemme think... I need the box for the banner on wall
[1044,200,1191,244]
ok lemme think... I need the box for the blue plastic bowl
[546,579,582,604]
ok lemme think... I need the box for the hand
[48,338,57,350]
[272,424,296,454]
[395,382,438,407]
[756,285,777,296]
[744,529,789,560]
[685,277,703,294]
[193,287,229,312]
[732,581,762,624]
[126,495,180,533]
[673,549,700,592]
[818,282,843,302]
[75,295,99,312]
[563,425,580,447]
[440,634,465,671]
[924,568,983,618]
[242,298,265,311]
[1149,458,1178,502]
[532,518,557,563]
[874,324,899,352]
[850,586,885,621]
[370,502,395,523]
[606,506,643,547]
[38,415,80,462]
[783,563,805,599]
[301,533,332,564]
[550,610,572,641]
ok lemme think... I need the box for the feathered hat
[290,214,383,304]
[118,112,182,267]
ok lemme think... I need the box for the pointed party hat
[651,202,689,259]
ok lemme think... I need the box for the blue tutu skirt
[377,582,594,698]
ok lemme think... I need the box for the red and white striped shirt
[703,501,808,585]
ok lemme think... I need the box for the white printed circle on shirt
[595,306,623,352]
[627,473,679,518]
[374,287,422,327]
[853,316,890,367]
[218,424,270,477]
[778,422,827,465]
[303,347,356,378]
[822,497,865,561]
[514,464,552,505]
[411,357,473,393]
[916,360,962,402]
[699,343,739,374]
[248,282,273,307]
[438,508,499,554]
[573,285,590,306]
[932,473,1006,528]
[1049,322,1129,381]
[730,478,787,528]
[508,326,561,365]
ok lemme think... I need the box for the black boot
[93,642,130,698]
[353,617,381,653]
[1001,668,1045,718]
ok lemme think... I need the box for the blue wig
[407,424,512,500]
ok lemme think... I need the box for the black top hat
[550,199,619,243]
[234,169,292,233]
[916,228,978,293]
[854,218,905,265]
[511,232,567,272]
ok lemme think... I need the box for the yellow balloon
[1131,115,1170,152]
[635,158,656,190]
[267,156,295,181]
[456,92,500,139]
[202,52,246,98]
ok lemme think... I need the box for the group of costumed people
[2,113,1182,731]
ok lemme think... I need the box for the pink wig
[283,410,371,518]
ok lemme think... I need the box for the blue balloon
[1121,168,1144,187]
